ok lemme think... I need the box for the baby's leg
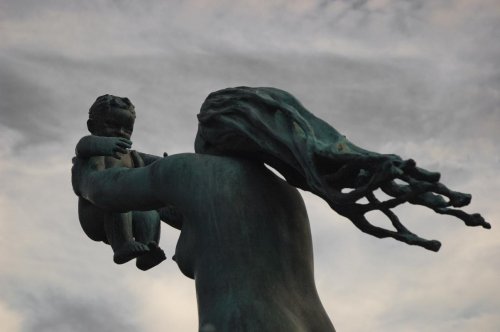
[133,210,161,244]
[133,210,166,270]
[78,198,107,243]
[104,212,149,264]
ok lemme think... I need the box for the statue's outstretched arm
[195,87,490,251]
[71,156,165,213]
[131,152,179,227]
[158,205,183,230]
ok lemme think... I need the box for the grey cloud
[13,290,139,332]
[0,0,63,19]
[4,43,498,163]
[0,57,60,147]
[0,0,152,19]
[318,0,428,37]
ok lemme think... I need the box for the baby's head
[88,94,136,139]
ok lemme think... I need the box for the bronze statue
[72,87,490,331]
[74,94,169,270]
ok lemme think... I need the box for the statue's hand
[97,137,133,159]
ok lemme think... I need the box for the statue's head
[87,94,136,139]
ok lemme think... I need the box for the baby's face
[93,107,135,139]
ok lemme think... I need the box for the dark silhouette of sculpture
[195,87,490,251]
[72,87,490,332]
[75,95,167,270]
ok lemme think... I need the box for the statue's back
[165,154,335,332]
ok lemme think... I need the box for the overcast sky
[1,0,499,331]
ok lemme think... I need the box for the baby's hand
[99,137,133,159]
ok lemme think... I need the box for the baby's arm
[76,135,132,159]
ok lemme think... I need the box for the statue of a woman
[72,87,489,332]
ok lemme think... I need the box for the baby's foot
[113,240,150,264]
[136,242,166,271]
